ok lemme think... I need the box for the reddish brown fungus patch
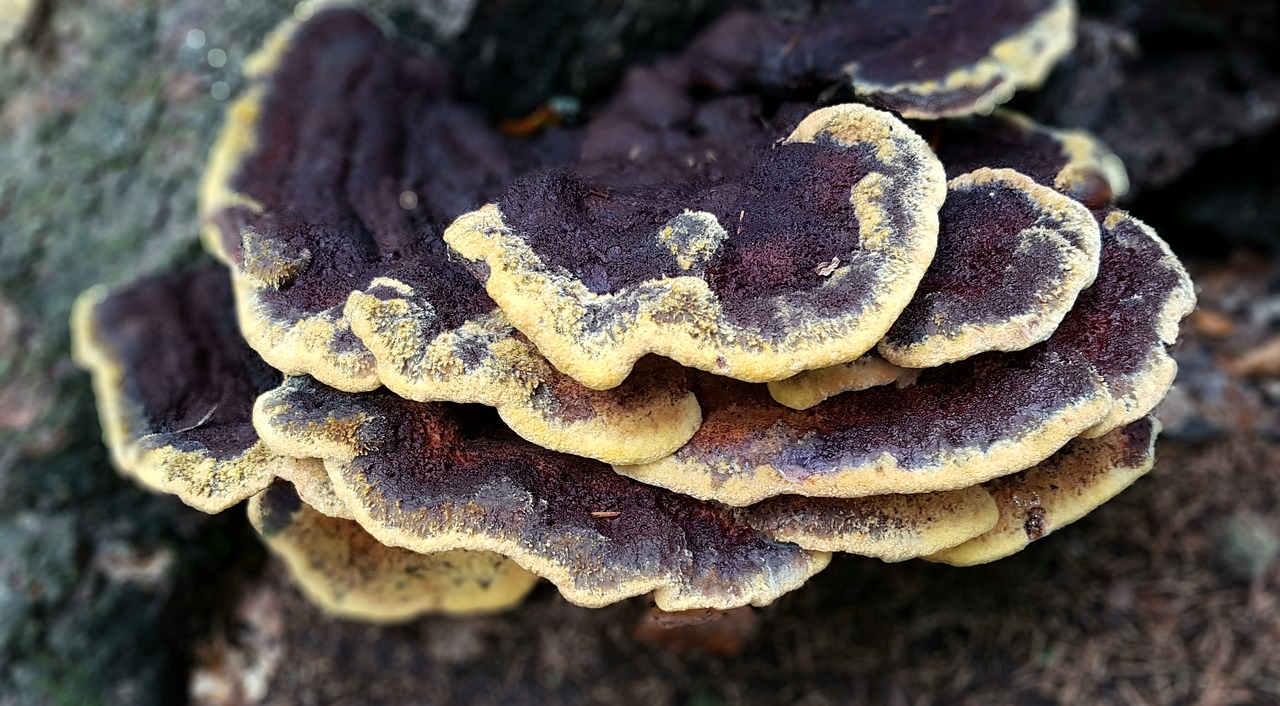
[254,377,828,610]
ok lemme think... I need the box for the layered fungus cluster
[73,2,1194,621]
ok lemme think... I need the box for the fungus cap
[70,267,298,513]
[767,352,908,411]
[878,167,1101,368]
[617,359,1108,506]
[1057,211,1195,437]
[343,281,701,465]
[199,9,699,465]
[742,486,999,562]
[934,110,1129,207]
[253,377,831,611]
[275,457,353,521]
[250,480,539,621]
[928,417,1158,566]
[617,207,1191,505]
[765,116,1153,412]
[444,103,947,388]
[686,0,1077,119]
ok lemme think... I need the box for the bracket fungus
[198,10,699,466]
[71,268,298,513]
[445,103,947,389]
[618,355,1109,505]
[73,264,540,621]
[72,3,1195,620]
[877,167,1101,367]
[617,206,1191,505]
[275,456,354,522]
[740,486,999,562]
[249,480,539,621]
[767,109,1138,409]
[931,109,1130,207]
[928,417,1158,566]
[1057,210,1195,437]
[766,351,909,412]
[685,0,1076,119]
[252,377,832,611]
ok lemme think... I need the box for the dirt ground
[2,1,1280,705]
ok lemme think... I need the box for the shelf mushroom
[72,266,542,621]
[71,268,293,513]
[249,480,540,621]
[444,103,947,389]
[616,208,1191,505]
[198,9,700,466]
[70,2,1196,621]
[877,167,1101,368]
[928,417,1159,566]
[768,109,1142,410]
[684,0,1077,118]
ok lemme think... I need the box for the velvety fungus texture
[617,212,1190,505]
[71,267,300,513]
[928,417,1158,566]
[253,377,831,611]
[685,0,1076,118]
[763,110,1149,411]
[741,485,999,561]
[199,10,699,466]
[932,110,1128,207]
[70,3,1194,621]
[878,167,1100,367]
[445,103,947,389]
[249,480,540,620]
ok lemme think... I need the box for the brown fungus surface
[617,207,1191,505]
[199,9,698,466]
[343,281,701,465]
[1058,211,1195,437]
[741,486,999,562]
[932,110,1128,208]
[928,417,1158,566]
[200,9,506,391]
[252,377,830,611]
[878,167,1101,368]
[70,267,301,513]
[618,357,1109,506]
[684,0,1076,119]
[249,480,539,621]
[765,114,1137,409]
[445,103,947,389]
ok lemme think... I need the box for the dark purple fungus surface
[445,103,947,389]
[684,0,1076,118]
[71,266,298,512]
[617,210,1191,505]
[201,9,700,467]
[932,111,1127,208]
[252,377,830,610]
[879,168,1100,367]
